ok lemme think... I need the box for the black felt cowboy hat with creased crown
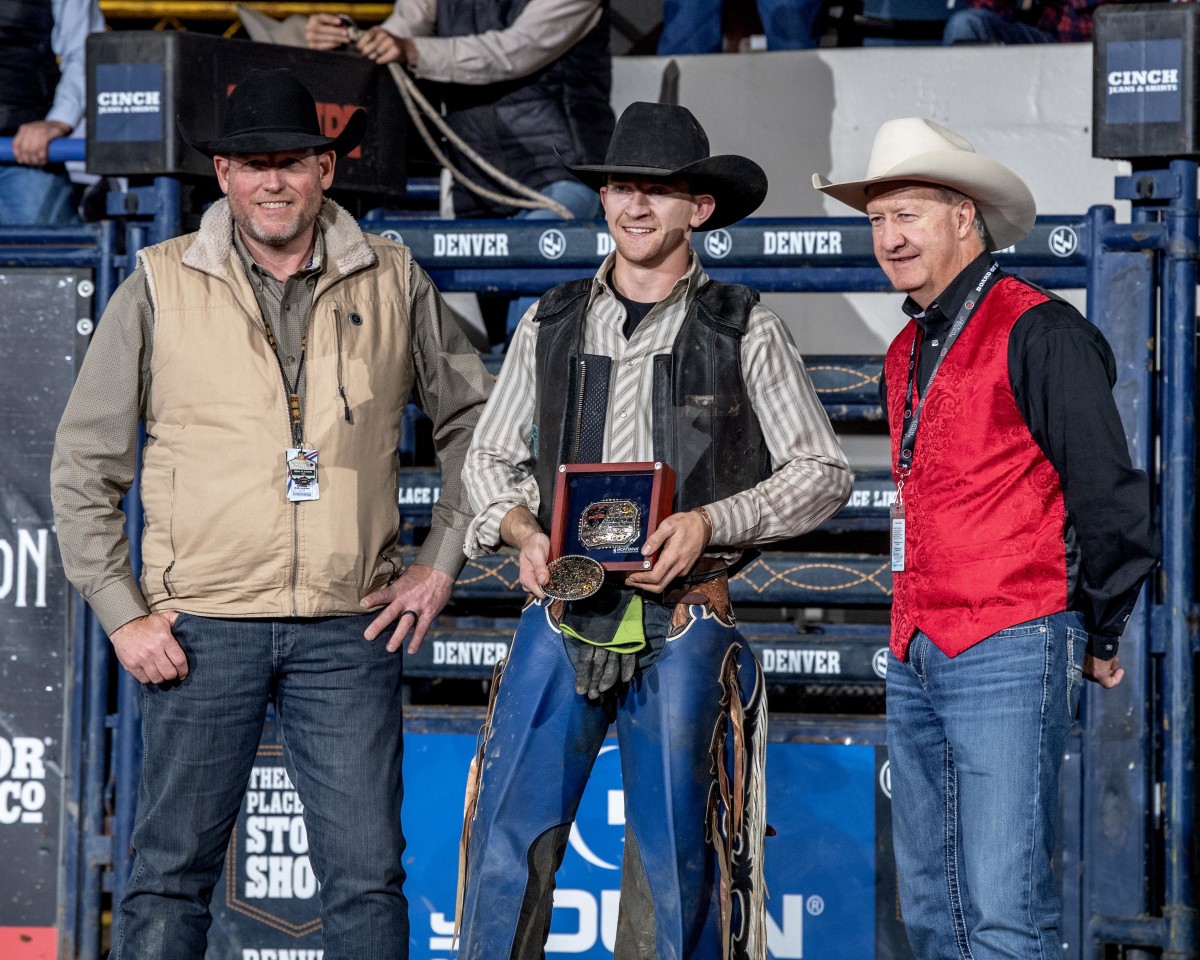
[179,68,366,158]
[564,101,768,231]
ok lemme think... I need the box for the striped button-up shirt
[463,252,852,557]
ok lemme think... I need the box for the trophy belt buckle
[578,498,641,550]
[543,555,605,602]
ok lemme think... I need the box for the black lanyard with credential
[896,261,999,481]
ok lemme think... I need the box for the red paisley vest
[884,276,1068,659]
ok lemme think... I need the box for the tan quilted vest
[137,200,413,617]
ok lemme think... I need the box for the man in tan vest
[50,69,492,960]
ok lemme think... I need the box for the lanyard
[262,317,307,448]
[896,262,998,478]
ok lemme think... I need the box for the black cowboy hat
[564,101,767,231]
[179,68,366,158]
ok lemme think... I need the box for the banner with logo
[367,217,1086,272]
[206,722,913,959]
[0,269,94,960]
[1093,5,1198,160]
[1104,39,1183,125]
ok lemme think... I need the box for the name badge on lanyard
[286,448,320,502]
[892,262,998,574]
[890,498,906,572]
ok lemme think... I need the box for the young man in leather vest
[50,69,492,960]
[458,100,852,960]
[814,118,1158,960]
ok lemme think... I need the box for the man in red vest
[814,119,1157,960]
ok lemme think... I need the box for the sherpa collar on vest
[181,198,377,279]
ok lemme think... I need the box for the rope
[387,63,574,219]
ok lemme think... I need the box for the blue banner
[404,734,877,960]
[207,729,884,959]
[1105,39,1184,125]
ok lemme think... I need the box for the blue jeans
[658,0,823,53]
[111,613,407,960]
[515,178,601,223]
[943,10,1057,44]
[0,163,79,225]
[504,179,602,342]
[886,612,1087,960]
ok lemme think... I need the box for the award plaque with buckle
[544,461,676,600]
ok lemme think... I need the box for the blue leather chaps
[456,596,766,960]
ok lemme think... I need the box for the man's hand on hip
[1084,653,1125,688]
[361,563,453,654]
[625,509,711,593]
[110,611,186,684]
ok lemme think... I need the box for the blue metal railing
[0,137,87,164]
[1083,163,1199,959]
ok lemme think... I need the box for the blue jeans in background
[658,0,823,53]
[517,178,600,223]
[943,10,1057,44]
[504,178,603,343]
[0,163,79,225]
[110,613,407,960]
[886,611,1087,960]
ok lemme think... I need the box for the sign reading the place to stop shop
[206,721,323,960]
[205,717,909,959]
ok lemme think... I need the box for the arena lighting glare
[1093,4,1200,161]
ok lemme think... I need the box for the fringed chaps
[707,642,768,960]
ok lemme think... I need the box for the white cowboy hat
[812,118,1036,250]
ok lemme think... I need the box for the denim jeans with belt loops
[110,612,407,960]
[886,611,1087,960]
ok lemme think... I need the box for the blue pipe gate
[0,143,1192,958]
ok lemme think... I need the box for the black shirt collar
[902,251,998,330]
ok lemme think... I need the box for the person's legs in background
[521,179,602,222]
[658,0,725,54]
[757,0,823,49]
[504,180,603,345]
[943,9,1056,44]
[0,164,80,225]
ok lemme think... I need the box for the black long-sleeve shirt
[880,252,1159,658]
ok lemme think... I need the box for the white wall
[612,43,1127,464]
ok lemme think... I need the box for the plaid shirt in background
[960,0,1111,42]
